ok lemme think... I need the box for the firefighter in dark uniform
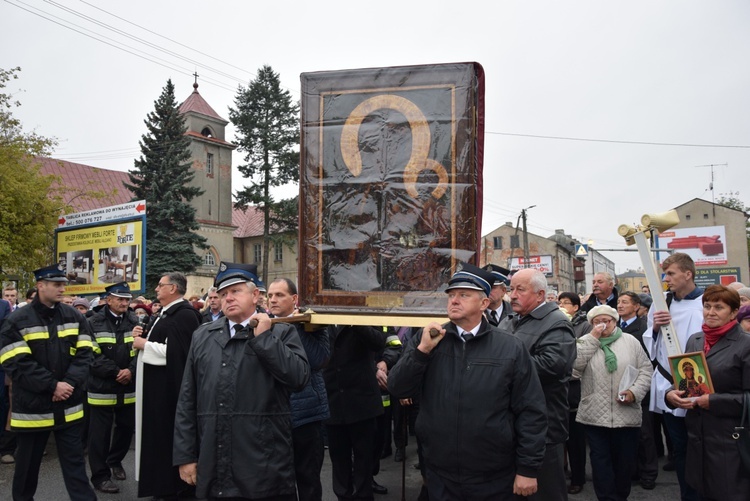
[87,281,138,494]
[0,264,97,501]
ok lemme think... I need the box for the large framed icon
[668,351,714,400]
[298,63,485,315]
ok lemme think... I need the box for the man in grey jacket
[500,268,576,501]
[173,262,309,500]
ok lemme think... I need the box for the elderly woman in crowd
[558,292,592,494]
[574,305,653,501]
[738,304,750,332]
[666,285,750,500]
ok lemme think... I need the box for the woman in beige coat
[575,305,653,501]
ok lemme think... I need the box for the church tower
[178,80,236,295]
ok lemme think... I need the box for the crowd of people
[0,251,749,501]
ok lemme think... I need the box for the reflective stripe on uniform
[385,335,402,346]
[58,323,79,338]
[88,393,118,406]
[76,334,94,350]
[10,412,55,428]
[94,331,117,344]
[123,392,136,405]
[123,336,134,343]
[65,404,84,422]
[0,341,32,364]
[20,326,49,342]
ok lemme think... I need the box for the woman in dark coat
[666,285,750,501]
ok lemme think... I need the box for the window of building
[686,214,691,220]
[274,243,283,263]
[207,153,214,176]
[203,251,216,266]
[201,127,214,138]
[704,213,709,219]
[493,236,503,248]
[253,244,262,264]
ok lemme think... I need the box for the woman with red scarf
[666,285,750,500]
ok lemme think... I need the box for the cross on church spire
[193,71,199,90]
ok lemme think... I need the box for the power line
[486,131,750,149]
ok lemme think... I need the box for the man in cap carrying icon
[173,262,310,500]
[389,263,547,499]
[0,264,97,501]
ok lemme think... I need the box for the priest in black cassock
[132,272,202,499]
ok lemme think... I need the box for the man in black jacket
[500,268,576,501]
[389,263,547,500]
[86,281,138,494]
[324,324,387,500]
[483,264,511,326]
[580,272,618,313]
[173,262,309,500]
[0,264,96,501]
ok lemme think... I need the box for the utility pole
[521,205,535,268]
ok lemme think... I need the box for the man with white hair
[500,268,576,501]
[581,272,618,313]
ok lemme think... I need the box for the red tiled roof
[36,157,134,213]
[232,205,265,238]
[184,130,235,147]
[179,84,228,124]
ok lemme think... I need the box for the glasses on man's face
[592,318,614,326]
[156,282,174,289]
[558,300,573,306]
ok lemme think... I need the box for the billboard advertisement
[55,201,146,295]
[693,267,742,289]
[657,225,728,266]
[510,255,554,277]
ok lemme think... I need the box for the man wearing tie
[389,263,547,499]
[483,264,511,327]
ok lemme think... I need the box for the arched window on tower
[203,249,217,267]
[201,126,214,138]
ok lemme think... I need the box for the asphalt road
[0,436,681,500]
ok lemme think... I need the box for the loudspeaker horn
[617,224,638,246]
[641,210,679,233]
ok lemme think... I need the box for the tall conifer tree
[126,79,206,292]
[229,65,299,282]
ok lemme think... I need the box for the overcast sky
[3,0,749,274]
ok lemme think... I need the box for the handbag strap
[743,391,750,427]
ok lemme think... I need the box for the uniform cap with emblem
[484,264,510,287]
[214,262,260,292]
[34,263,68,283]
[105,281,132,299]
[445,263,494,297]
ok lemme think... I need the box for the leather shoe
[372,479,388,495]
[95,479,120,494]
[394,447,405,462]
[641,479,656,490]
[568,485,583,495]
[111,464,126,480]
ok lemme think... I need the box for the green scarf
[598,328,622,373]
